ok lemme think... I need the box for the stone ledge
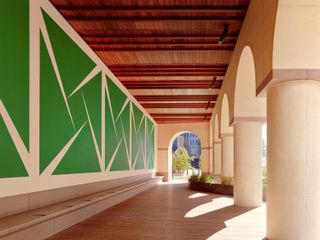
[0,177,161,240]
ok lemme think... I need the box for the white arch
[167,130,201,181]
[220,94,233,135]
[234,46,266,120]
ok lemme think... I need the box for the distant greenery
[189,173,221,184]
[172,147,191,174]
[262,165,267,188]
[189,173,200,183]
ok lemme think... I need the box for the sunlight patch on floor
[207,204,266,240]
[185,197,233,218]
[188,192,208,199]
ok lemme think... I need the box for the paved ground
[49,181,266,240]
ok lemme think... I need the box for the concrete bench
[0,177,161,240]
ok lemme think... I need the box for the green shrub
[198,174,220,184]
[263,178,267,188]
[172,147,191,174]
[188,173,199,183]
[221,177,233,186]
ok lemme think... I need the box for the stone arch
[220,94,233,135]
[168,130,202,181]
[234,46,266,121]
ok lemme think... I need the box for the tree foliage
[172,146,191,173]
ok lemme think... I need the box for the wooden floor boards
[48,182,266,240]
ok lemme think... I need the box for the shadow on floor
[48,183,265,240]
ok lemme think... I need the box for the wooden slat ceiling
[51,0,250,124]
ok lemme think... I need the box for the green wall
[0,1,155,179]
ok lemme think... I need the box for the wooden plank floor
[48,182,266,240]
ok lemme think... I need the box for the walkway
[48,182,266,240]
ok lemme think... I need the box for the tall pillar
[221,134,234,178]
[213,140,222,175]
[234,122,262,207]
[267,80,320,239]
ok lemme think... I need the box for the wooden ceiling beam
[91,45,234,51]
[85,39,237,45]
[66,16,244,22]
[150,113,212,117]
[114,72,225,77]
[113,69,227,73]
[56,5,248,13]
[80,32,239,39]
[155,118,210,124]
[108,64,229,69]
[122,82,222,89]
[135,95,217,101]
[141,103,215,108]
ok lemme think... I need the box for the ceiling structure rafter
[51,0,250,123]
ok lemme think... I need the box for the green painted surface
[82,73,102,151]
[39,33,75,173]
[133,104,143,130]
[0,0,29,149]
[105,88,118,169]
[107,77,127,119]
[53,123,101,174]
[134,149,144,170]
[146,118,155,169]
[148,129,155,169]
[41,10,96,96]
[117,103,130,152]
[0,117,28,178]
[110,140,129,171]
[68,91,87,130]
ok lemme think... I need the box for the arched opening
[168,131,201,181]
[220,93,232,135]
[234,46,266,118]
[213,114,222,175]
[232,46,267,206]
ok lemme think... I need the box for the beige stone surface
[156,122,210,181]
[267,80,320,239]
[221,135,234,178]
[234,122,262,207]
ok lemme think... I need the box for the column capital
[220,133,233,138]
[231,116,266,125]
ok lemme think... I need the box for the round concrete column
[221,134,234,178]
[214,140,222,175]
[267,80,320,240]
[234,122,262,207]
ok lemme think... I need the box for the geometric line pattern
[0,3,155,179]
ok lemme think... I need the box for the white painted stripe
[29,0,41,176]
[129,102,132,170]
[68,66,100,98]
[101,74,106,171]
[132,147,141,170]
[39,19,76,130]
[81,92,103,172]
[115,98,129,122]
[106,137,123,172]
[41,122,86,177]
[121,119,130,170]
[137,115,145,133]
[146,150,152,169]
[150,124,155,137]
[0,101,31,174]
[144,117,147,169]
[105,81,118,140]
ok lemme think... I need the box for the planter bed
[188,181,233,196]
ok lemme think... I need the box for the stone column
[213,140,222,175]
[234,122,262,207]
[221,134,234,178]
[267,80,320,239]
